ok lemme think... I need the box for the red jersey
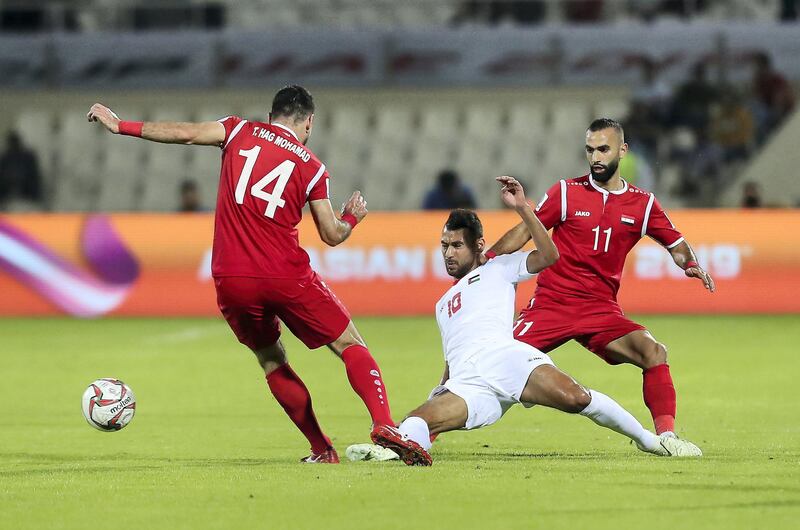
[212,117,330,279]
[533,175,683,303]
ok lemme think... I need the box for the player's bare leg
[605,329,678,435]
[255,341,337,463]
[328,321,394,428]
[519,364,668,455]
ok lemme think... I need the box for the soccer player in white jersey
[360,176,701,466]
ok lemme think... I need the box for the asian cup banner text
[0,211,798,318]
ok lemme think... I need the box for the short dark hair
[445,209,483,250]
[271,85,314,122]
[588,117,624,136]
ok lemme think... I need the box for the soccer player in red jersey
[488,118,714,446]
[87,85,416,463]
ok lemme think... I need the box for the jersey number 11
[591,226,612,252]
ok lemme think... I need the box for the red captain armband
[341,213,358,230]
[484,250,497,260]
[118,121,143,137]
[684,260,699,270]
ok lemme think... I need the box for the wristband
[118,121,143,137]
[484,250,497,260]
[684,260,699,270]
[341,213,358,229]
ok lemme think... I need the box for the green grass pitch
[1,315,799,529]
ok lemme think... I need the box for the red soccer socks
[266,364,332,454]
[643,363,677,434]
[341,344,394,427]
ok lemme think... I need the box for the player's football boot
[636,433,702,457]
[345,443,400,462]
[300,447,340,464]
[657,433,703,457]
[370,425,433,466]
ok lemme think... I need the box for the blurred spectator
[741,181,762,208]
[750,53,796,142]
[178,179,205,212]
[619,149,655,192]
[710,91,755,163]
[422,169,477,210]
[675,127,724,201]
[670,62,720,135]
[632,58,671,125]
[0,131,43,208]
[625,101,664,163]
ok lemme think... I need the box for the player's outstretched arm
[87,103,225,146]
[668,240,715,292]
[497,176,559,274]
[309,191,367,247]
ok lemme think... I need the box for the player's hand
[685,265,715,293]
[87,103,121,134]
[497,176,527,210]
[343,191,368,223]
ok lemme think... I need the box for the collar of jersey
[589,174,628,195]
[270,122,300,141]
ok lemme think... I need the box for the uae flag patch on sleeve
[621,215,635,226]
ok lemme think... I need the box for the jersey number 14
[235,146,295,218]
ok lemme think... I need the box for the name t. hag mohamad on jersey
[212,117,330,279]
[435,252,535,368]
[533,174,683,303]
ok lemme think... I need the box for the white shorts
[430,343,554,430]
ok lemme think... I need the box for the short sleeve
[646,196,684,248]
[489,252,536,284]
[306,161,330,202]
[217,115,246,150]
[534,181,563,230]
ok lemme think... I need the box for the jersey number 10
[235,146,295,218]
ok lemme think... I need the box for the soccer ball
[81,378,136,431]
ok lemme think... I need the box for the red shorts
[214,273,351,351]
[513,296,645,365]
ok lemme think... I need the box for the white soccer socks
[580,389,661,453]
[397,416,433,451]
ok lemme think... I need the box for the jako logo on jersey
[575,211,591,217]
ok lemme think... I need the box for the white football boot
[637,432,703,457]
[345,443,400,462]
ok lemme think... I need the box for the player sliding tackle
[354,177,701,466]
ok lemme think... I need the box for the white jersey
[435,252,535,368]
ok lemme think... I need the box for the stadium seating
[12,95,660,212]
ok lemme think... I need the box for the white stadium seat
[53,109,107,211]
[373,106,416,145]
[96,134,146,212]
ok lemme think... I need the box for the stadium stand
[0,1,797,212]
